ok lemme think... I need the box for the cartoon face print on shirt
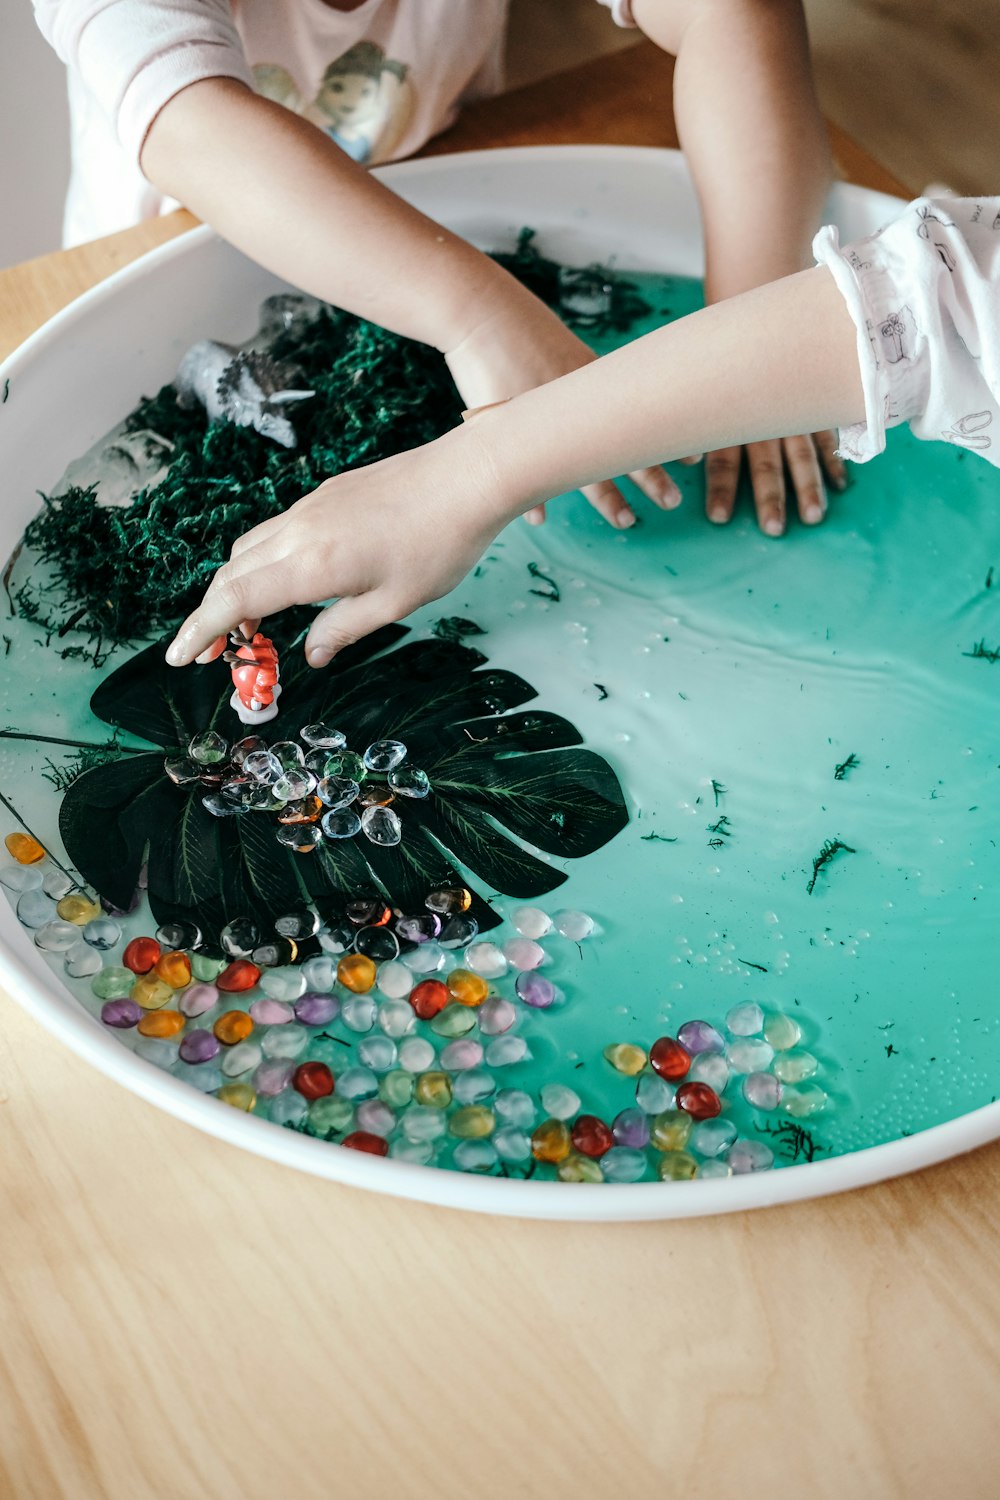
[254,42,414,165]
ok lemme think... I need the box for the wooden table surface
[1,42,996,1500]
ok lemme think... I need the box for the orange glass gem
[217,959,262,992]
[409,979,448,1019]
[137,1009,185,1038]
[337,953,377,993]
[649,1036,692,1082]
[277,796,324,825]
[123,936,161,975]
[447,968,488,1007]
[342,1131,389,1156]
[213,1009,254,1045]
[4,832,46,864]
[531,1118,572,1164]
[154,950,193,989]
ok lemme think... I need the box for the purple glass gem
[677,1019,725,1055]
[179,1028,221,1064]
[612,1106,651,1149]
[395,913,441,944]
[294,992,340,1026]
[252,1060,294,1096]
[515,972,556,1009]
[101,998,142,1029]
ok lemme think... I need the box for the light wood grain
[1,50,997,1500]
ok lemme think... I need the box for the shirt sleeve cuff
[811,223,887,463]
[594,0,637,29]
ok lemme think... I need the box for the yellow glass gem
[154,950,193,989]
[414,1071,453,1109]
[213,1009,254,1045]
[217,1083,257,1112]
[558,1154,604,1183]
[337,953,377,993]
[448,1105,496,1139]
[56,891,102,925]
[136,1009,185,1038]
[446,969,488,1007]
[763,1013,801,1051]
[131,976,175,1011]
[649,1109,693,1152]
[603,1043,647,1076]
[782,1083,829,1118]
[657,1151,699,1182]
[772,1049,819,1084]
[4,831,46,864]
[531,1119,572,1164]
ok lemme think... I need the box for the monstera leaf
[59,614,628,937]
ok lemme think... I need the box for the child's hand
[165,428,511,671]
[445,292,679,529]
[702,431,847,536]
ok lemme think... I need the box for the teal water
[2,271,1000,1177]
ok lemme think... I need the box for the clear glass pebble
[16,888,55,927]
[260,1023,309,1060]
[773,1049,819,1084]
[361,805,402,847]
[377,960,415,999]
[401,941,445,974]
[269,1091,308,1127]
[541,1083,581,1120]
[689,1118,738,1157]
[182,1062,225,1094]
[726,1001,764,1037]
[502,937,545,971]
[512,905,552,940]
[697,1158,733,1180]
[34,919,82,953]
[320,808,362,840]
[636,1074,675,1114]
[259,966,306,1002]
[764,1013,802,1051]
[440,1038,484,1072]
[82,916,121,950]
[465,941,507,979]
[355,1099,396,1137]
[782,1084,828,1118]
[341,996,377,1032]
[270,740,306,769]
[726,1037,775,1074]
[316,775,360,809]
[743,1071,782,1110]
[252,1060,294,1097]
[188,730,228,765]
[727,1138,775,1173]
[300,955,337,992]
[485,1036,530,1067]
[401,1104,447,1143]
[439,914,478,949]
[390,1139,434,1165]
[273,769,315,803]
[554,909,595,941]
[387,766,430,798]
[231,735,268,767]
[134,1036,180,1068]
[363,739,407,773]
[336,1066,380,1101]
[201,793,241,818]
[244,750,283,785]
[1,864,44,893]
[276,824,323,852]
[274,908,320,940]
[220,917,260,957]
[477,997,516,1036]
[41,869,75,899]
[156,919,202,951]
[599,1147,646,1183]
[163,755,203,786]
[395,914,440,945]
[494,1127,533,1163]
[376,998,415,1039]
[398,1036,436,1073]
[688,1054,730,1093]
[222,1040,263,1077]
[355,925,400,962]
[453,1140,498,1173]
[358,1035,398,1072]
[300,723,347,750]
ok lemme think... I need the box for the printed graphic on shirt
[916,204,957,273]
[876,305,916,365]
[942,409,994,452]
[254,42,414,165]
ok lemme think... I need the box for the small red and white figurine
[223,628,282,725]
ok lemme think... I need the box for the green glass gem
[430,1003,477,1039]
[191,952,227,982]
[308,1095,354,1136]
[91,965,134,999]
[324,750,366,783]
[379,1070,415,1109]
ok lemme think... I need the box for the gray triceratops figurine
[174,341,315,449]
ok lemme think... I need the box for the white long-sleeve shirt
[815,197,1000,467]
[34,0,511,245]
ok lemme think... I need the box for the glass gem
[132,976,176,1011]
[342,1131,389,1156]
[64,942,103,978]
[231,735,268,767]
[316,774,361,810]
[402,1105,447,1143]
[430,1004,476,1039]
[494,1127,533,1163]
[275,823,322,852]
[0,864,43,893]
[439,915,478,949]
[502,938,545,971]
[270,740,306,769]
[187,731,228,765]
[251,939,298,970]
[222,1040,262,1078]
[447,969,488,1007]
[82,917,121,950]
[56,891,102,926]
[252,1060,294,1096]
[415,1072,452,1109]
[362,739,407,774]
[764,1013,803,1051]
[273,770,316,803]
[182,1062,224,1094]
[599,1147,646,1183]
[636,1074,675,1115]
[355,1100,396,1137]
[179,983,219,1018]
[356,783,394,809]
[395,914,441,945]
[409,979,448,1019]
[137,1009,185,1039]
[156,919,202,951]
[677,1019,725,1055]
[515,973,556,1009]
[782,1084,828,1118]
[360,804,402,847]
[245,786,284,812]
[213,1010,254,1045]
[341,997,377,1032]
[697,1159,733,1180]
[688,1054,730,1093]
[217,959,261,992]
[201,793,242,818]
[440,1038,484,1072]
[309,1095,354,1134]
[217,1083,256,1112]
[135,1036,179,1065]
[323,751,366,783]
[726,1001,764,1037]
[554,909,594,941]
[559,1155,604,1183]
[397,1037,436,1074]
[358,1035,398,1072]
[727,1138,775,1174]
[485,1036,529,1067]
[91,966,134,1000]
[4,831,46,864]
[495,1089,537,1128]
[154,950,192,989]
[603,1043,647,1076]
[449,1105,496,1139]
[387,766,430,799]
[379,1071,414,1110]
[612,1107,650,1148]
[390,1140,433,1166]
[261,1024,310,1061]
[179,1028,221,1064]
[477,997,516,1036]
[34,920,82,953]
[649,1110,693,1152]
[690,1118,738,1158]
[249,998,293,1026]
[320,808,362,841]
[337,953,376,993]
[453,1140,499,1173]
[355,926,400,963]
[743,1071,782,1110]
[263,1092,305,1128]
[424,887,472,916]
[101,998,142,1028]
[376,999,415,1039]
[541,1083,580,1120]
[276,797,323,827]
[650,1036,692,1082]
[465,941,507,979]
[726,1038,775,1074]
[317,921,356,955]
[42,869,75,900]
[244,749,283,785]
[300,955,337,992]
[571,1115,614,1158]
[772,1050,819,1085]
[292,1061,335,1100]
[163,755,203,785]
[301,723,347,750]
[452,1069,496,1105]
[220,918,260,958]
[657,1151,699,1182]
[512,906,552,939]
[294,993,338,1027]
[531,1119,572,1164]
[259,967,306,1002]
[346,897,392,928]
[401,941,444,974]
[676,1081,722,1120]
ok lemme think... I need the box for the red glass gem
[122,936,161,975]
[649,1036,692,1082]
[676,1081,722,1119]
[342,1131,389,1156]
[571,1115,614,1158]
[293,1061,334,1100]
[409,978,448,1020]
[217,959,262,992]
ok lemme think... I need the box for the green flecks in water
[834,752,860,781]
[806,838,856,896]
[963,639,1000,662]
[527,562,560,602]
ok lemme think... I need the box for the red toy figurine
[223,628,282,725]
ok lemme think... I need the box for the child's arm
[625,0,843,534]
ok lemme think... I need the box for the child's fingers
[166,553,305,665]
[783,433,826,526]
[814,430,848,491]
[580,479,636,529]
[524,503,547,525]
[629,466,682,510]
[704,447,742,523]
[304,591,395,667]
[678,454,703,466]
[746,440,787,537]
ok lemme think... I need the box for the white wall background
[1,4,71,267]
